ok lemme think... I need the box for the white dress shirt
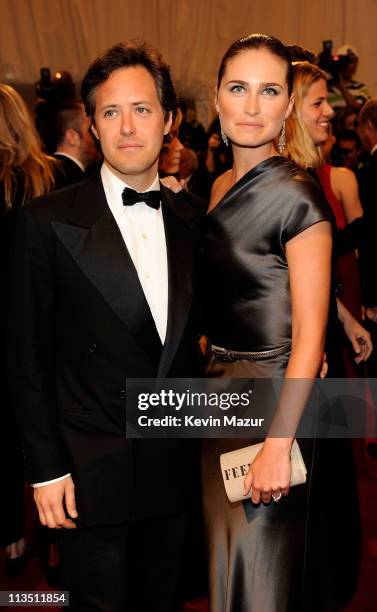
[32,163,168,488]
[101,163,168,342]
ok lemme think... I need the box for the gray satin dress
[200,156,333,612]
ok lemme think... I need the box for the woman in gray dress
[200,34,333,611]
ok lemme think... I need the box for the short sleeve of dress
[281,172,333,245]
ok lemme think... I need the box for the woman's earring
[221,128,229,147]
[278,121,286,153]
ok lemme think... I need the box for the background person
[356,98,377,395]
[284,59,372,606]
[0,83,55,577]
[332,129,363,170]
[51,101,100,186]
[327,44,370,112]
[158,108,184,176]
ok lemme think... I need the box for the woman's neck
[231,142,278,182]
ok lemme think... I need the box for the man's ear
[66,128,80,146]
[285,94,295,120]
[91,125,99,140]
[163,111,173,136]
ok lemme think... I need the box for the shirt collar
[54,151,85,173]
[100,163,160,209]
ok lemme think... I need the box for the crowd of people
[0,32,376,612]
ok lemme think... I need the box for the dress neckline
[207,155,288,218]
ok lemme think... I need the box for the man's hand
[34,477,77,529]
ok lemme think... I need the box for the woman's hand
[343,317,373,363]
[337,298,373,363]
[319,353,328,378]
[243,439,291,504]
[160,176,185,193]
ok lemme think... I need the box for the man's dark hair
[37,99,85,153]
[81,40,177,124]
[360,97,377,129]
[217,33,294,96]
[55,100,86,146]
[286,44,316,64]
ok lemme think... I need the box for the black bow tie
[122,187,161,210]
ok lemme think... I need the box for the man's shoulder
[359,150,377,175]
[25,173,100,220]
[160,185,208,227]
[53,154,85,189]
[176,189,208,216]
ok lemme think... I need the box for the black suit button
[119,390,126,400]
[89,343,98,353]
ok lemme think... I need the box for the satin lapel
[157,187,195,378]
[51,174,162,363]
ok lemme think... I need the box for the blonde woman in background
[284,61,370,374]
[284,60,372,608]
[0,84,55,208]
[0,84,56,576]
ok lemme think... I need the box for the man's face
[337,138,360,168]
[92,66,172,188]
[159,129,184,175]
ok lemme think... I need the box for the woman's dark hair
[285,44,316,64]
[81,40,177,123]
[217,33,293,96]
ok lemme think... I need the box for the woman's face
[159,129,184,175]
[300,79,334,147]
[216,49,294,150]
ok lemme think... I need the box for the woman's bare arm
[244,221,332,504]
[330,166,363,223]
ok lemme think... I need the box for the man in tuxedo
[356,98,377,377]
[8,41,205,611]
[52,100,100,187]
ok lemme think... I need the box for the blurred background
[1,0,377,126]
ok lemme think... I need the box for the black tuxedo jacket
[357,150,377,306]
[8,172,206,526]
[53,153,86,189]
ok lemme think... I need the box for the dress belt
[209,341,291,362]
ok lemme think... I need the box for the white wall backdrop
[1,0,376,124]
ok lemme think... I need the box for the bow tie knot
[122,187,161,210]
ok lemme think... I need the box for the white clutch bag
[220,439,307,503]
